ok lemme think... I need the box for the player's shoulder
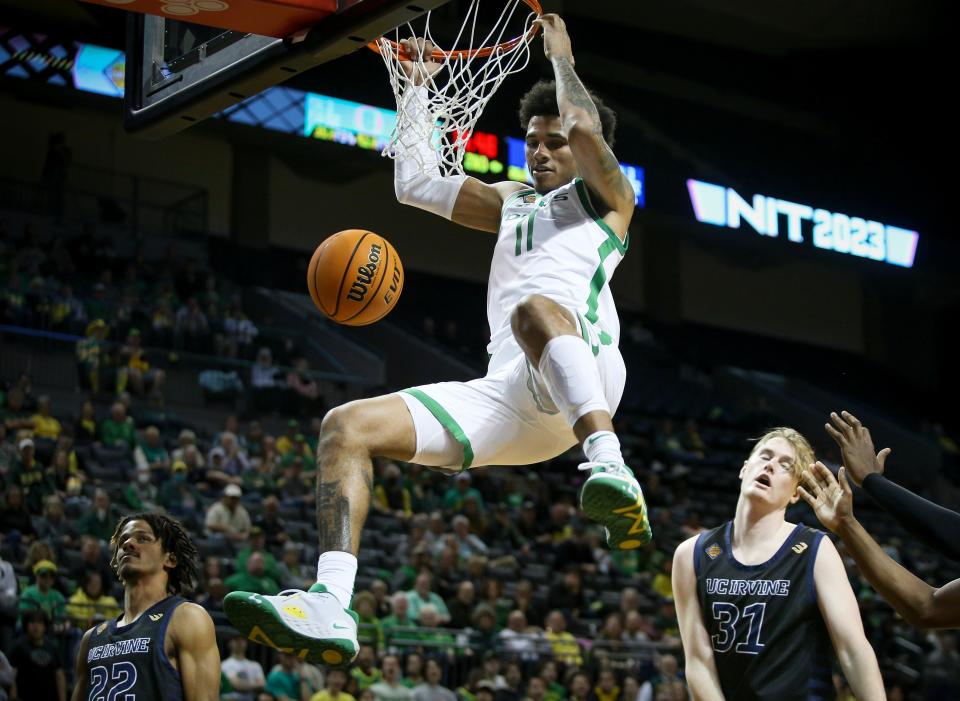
[170,599,215,633]
[673,533,704,570]
[493,180,531,206]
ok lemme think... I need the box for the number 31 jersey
[85,595,186,701]
[694,522,833,701]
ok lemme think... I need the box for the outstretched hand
[824,411,891,486]
[534,14,574,64]
[798,461,855,534]
[399,37,443,86]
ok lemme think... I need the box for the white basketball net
[376,0,539,176]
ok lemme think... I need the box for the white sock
[316,551,357,609]
[583,430,624,465]
[538,334,610,427]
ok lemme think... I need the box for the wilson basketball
[306,229,404,326]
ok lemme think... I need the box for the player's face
[739,437,800,507]
[525,116,578,194]
[114,519,175,581]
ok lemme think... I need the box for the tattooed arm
[537,14,635,234]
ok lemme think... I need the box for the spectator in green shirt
[1,387,34,433]
[265,652,307,701]
[406,573,450,625]
[10,438,55,514]
[442,472,484,513]
[134,425,171,473]
[75,319,108,394]
[224,551,279,595]
[352,590,384,653]
[99,402,136,450]
[381,592,416,647]
[351,645,383,692]
[242,456,278,497]
[234,527,282,584]
[18,559,66,622]
[77,488,117,542]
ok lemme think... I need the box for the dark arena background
[0,0,956,699]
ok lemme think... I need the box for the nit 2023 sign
[687,179,918,268]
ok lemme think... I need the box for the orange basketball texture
[306,229,404,326]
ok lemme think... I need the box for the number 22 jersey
[85,595,186,701]
[694,522,833,701]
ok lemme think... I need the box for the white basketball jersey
[486,177,628,365]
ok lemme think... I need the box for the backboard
[123,0,450,139]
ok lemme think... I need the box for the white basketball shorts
[396,314,626,472]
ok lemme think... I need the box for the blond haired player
[225,14,648,666]
[672,429,884,700]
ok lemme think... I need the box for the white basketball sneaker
[224,583,359,667]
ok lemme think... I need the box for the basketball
[306,229,404,326]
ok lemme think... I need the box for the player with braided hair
[71,513,220,701]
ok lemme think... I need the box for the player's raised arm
[810,535,885,699]
[537,14,635,232]
[393,38,524,233]
[800,462,960,629]
[672,537,725,701]
[171,602,221,701]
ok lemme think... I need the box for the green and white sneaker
[578,461,652,550]
[223,583,359,667]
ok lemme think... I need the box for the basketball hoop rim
[367,0,542,60]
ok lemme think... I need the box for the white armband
[393,85,467,220]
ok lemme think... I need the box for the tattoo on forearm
[553,58,602,131]
[554,57,633,201]
[316,478,351,551]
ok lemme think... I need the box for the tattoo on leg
[316,479,351,552]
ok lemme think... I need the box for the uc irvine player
[672,429,884,700]
[72,513,220,701]
[224,14,648,665]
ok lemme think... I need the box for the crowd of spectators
[3,222,960,700]
[2,365,960,700]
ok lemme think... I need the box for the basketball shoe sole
[223,583,359,667]
[579,462,652,549]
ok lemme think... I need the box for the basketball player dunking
[224,14,649,665]
[72,514,220,701]
[672,429,884,700]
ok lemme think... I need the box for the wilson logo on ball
[347,243,382,302]
[307,230,404,326]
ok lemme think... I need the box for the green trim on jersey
[574,178,627,255]
[585,237,620,324]
[402,389,474,469]
[577,312,614,357]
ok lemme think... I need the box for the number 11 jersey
[694,521,833,701]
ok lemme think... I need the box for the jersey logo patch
[706,543,723,560]
[523,194,537,203]
[792,542,808,554]
[148,613,164,622]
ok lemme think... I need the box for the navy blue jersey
[85,595,186,701]
[694,522,833,701]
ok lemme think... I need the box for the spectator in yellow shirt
[30,395,61,441]
[543,610,582,666]
[311,668,356,701]
[66,571,121,628]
